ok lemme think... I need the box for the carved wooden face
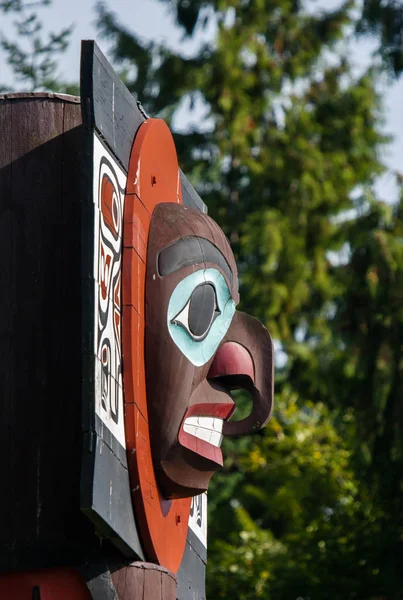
[145,202,274,498]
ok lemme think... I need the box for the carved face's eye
[172,283,221,341]
[167,268,237,367]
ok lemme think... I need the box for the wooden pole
[0,92,87,566]
[0,93,178,599]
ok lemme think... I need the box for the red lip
[184,402,235,420]
[178,402,235,465]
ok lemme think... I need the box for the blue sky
[0,0,401,201]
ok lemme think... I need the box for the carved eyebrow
[158,236,233,285]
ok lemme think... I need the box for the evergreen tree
[0,0,75,92]
[357,0,403,75]
[96,1,403,597]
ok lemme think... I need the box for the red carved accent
[122,119,190,574]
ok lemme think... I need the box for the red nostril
[208,342,255,382]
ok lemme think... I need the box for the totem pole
[0,42,274,599]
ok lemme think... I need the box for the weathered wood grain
[0,94,94,570]
[111,562,177,600]
[81,40,144,172]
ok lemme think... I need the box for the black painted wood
[81,40,145,172]
[185,527,207,566]
[180,170,207,214]
[177,540,206,600]
[81,433,144,560]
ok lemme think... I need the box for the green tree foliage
[357,0,403,75]
[98,1,403,597]
[0,0,76,92]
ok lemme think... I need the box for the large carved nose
[208,341,255,382]
[208,311,274,436]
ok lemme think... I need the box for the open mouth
[178,342,255,465]
[178,400,236,465]
[183,415,224,448]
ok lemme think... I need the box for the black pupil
[188,284,217,337]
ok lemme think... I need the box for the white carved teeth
[183,416,224,448]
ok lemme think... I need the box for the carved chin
[159,445,221,499]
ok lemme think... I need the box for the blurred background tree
[95,1,403,597]
[357,0,403,75]
[1,0,402,597]
[0,0,76,92]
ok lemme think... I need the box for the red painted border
[122,119,191,573]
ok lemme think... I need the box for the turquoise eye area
[172,283,221,340]
[167,268,236,366]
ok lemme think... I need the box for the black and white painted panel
[93,133,126,449]
[189,493,207,554]
[81,131,144,559]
